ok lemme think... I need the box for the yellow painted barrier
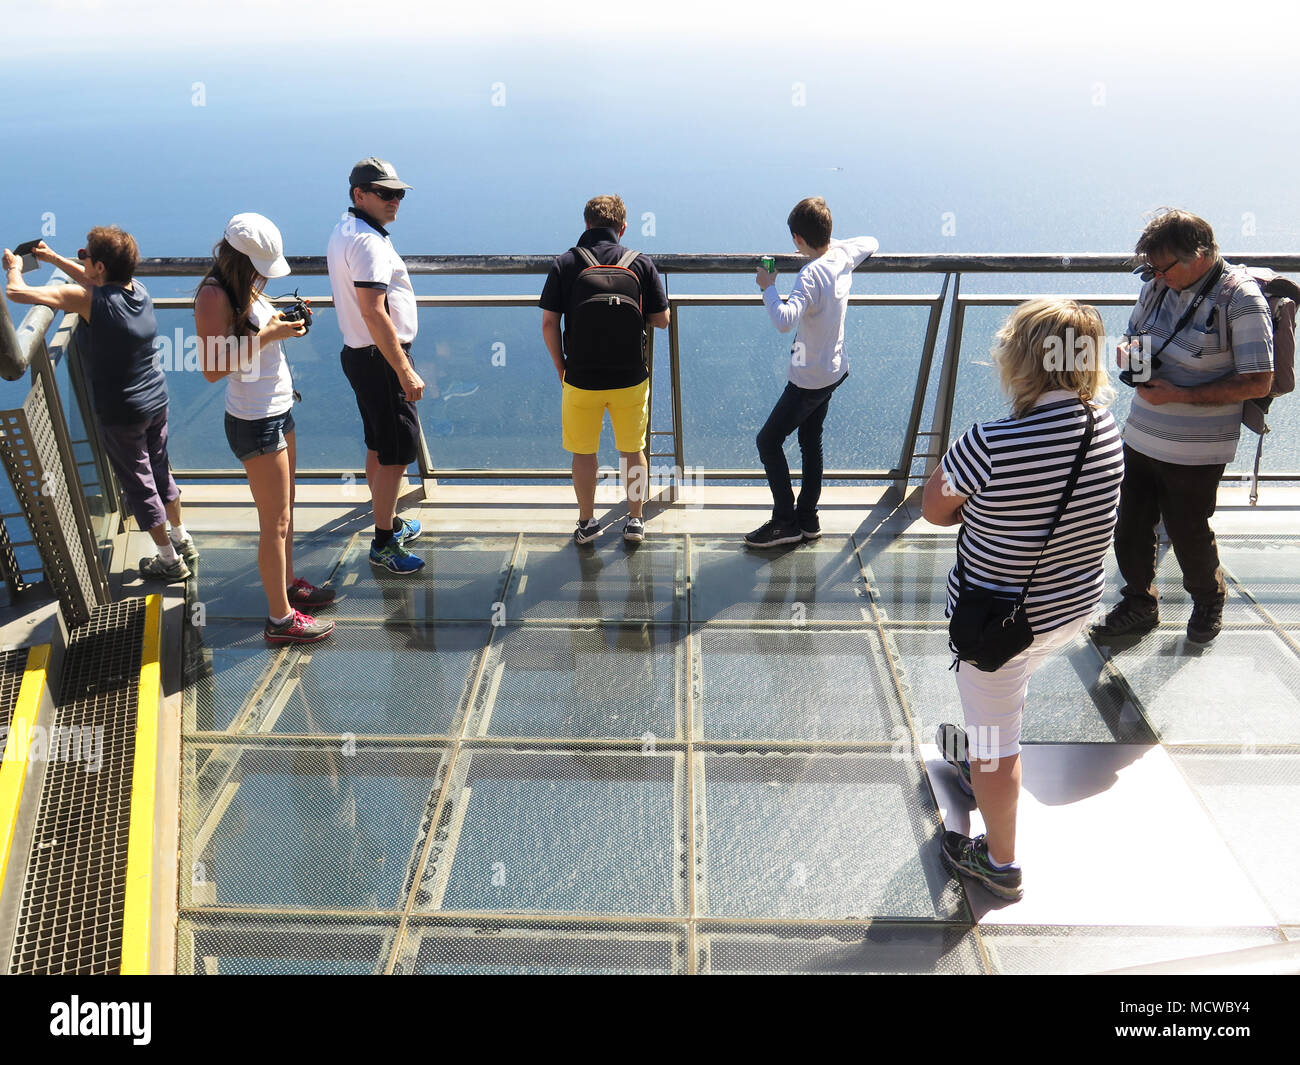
[0,644,51,893]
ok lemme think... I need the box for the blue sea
[4,1,1300,477]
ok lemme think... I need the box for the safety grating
[178,913,399,975]
[0,378,100,625]
[691,537,872,623]
[697,921,985,975]
[7,598,145,974]
[0,647,28,757]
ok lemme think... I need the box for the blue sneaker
[935,723,974,797]
[370,539,425,575]
[394,515,422,546]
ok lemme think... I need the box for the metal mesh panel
[1218,537,1300,624]
[693,628,906,742]
[858,537,953,622]
[505,536,684,623]
[466,625,683,740]
[188,620,487,736]
[177,914,398,975]
[192,533,347,619]
[183,742,449,910]
[981,925,1286,975]
[696,753,967,921]
[416,749,685,916]
[885,626,1155,744]
[394,919,686,975]
[691,537,871,623]
[698,922,985,974]
[0,513,25,598]
[0,647,29,756]
[1172,750,1300,924]
[8,598,145,974]
[1108,631,1300,744]
[0,379,99,625]
[324,534,515,622]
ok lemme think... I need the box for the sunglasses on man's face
[367,186,406,202]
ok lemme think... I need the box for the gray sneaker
[139,554,190,582]
[171,537,200,564]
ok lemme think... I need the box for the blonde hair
[993,298,1114,418]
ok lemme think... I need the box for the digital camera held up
[1118,333,1158,388]
[278,289,312,335]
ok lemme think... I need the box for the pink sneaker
[287,577,337,607]
[264,609,335,644]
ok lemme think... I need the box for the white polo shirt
[326,208,418,348]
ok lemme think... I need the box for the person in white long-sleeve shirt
[746,197,878,547]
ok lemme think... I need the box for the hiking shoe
[171,536,200,564]
[1090,600,1159,640]
[139,554,190,582]
[1187,598,1225,644]
[440,379,480,401]
[369,540,425,575]
[940,831,1023,901]
[264,609,334,645]
[935,723,974,797]
[799,518,821,542]
[574,518,601,546]
[287,577,337,608]
[394,514,422,546]
[744,519,804,548]
[624,517,645,544]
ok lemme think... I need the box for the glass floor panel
[1105,631,1300,744]
[191,534,348,619]
[1218,537,1300,624]
[885,627,1156,745]
[395,921,686,975]
[693,627,907,742]
[189,621,488,736]
[691,536,871,623]
[503,536,685,623]
[420,750,684,916]
[178,915,398,975]
[697,923,985,975]
[858,536,954,622]
[698,753,966,921]
[1099,548,1269,627]
[183,743,448,910]
[466,625,683,741]
[980,925,1286,975]
[1171,751,1300,924]
[324,535,516,622]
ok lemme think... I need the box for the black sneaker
[744,519,804,548]
[798,517,821,541]
[574,518,601,546]
[1187,598,1224,644]
[1090,600,1159,640]
[940,831,1023,901]
[934,723,974,797]
[623,516,645,544]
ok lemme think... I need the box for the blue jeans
[225,410,295,463]
[756,372,847,524]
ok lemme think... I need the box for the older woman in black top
[3,227,196,579]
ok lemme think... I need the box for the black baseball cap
[349,157,412,191]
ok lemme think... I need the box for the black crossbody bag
[948,402,1095,672]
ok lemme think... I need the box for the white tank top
[224,293,295,420]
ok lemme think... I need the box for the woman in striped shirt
[922,297,1124,900]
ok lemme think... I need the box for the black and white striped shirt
[941,391,1125,633]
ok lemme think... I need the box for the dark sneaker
[934,723,974,797]
[1090,600,1159,640]
[264,609,334,645]
[744,519,804,548]
[1187,598,1225,644]
[139,554,190,582]
[287,577,337,607]
[171,536,200,564]
[574,518,601,546]
[799,518,821,542]
[940,831,1023,901]
[369,540,425,575]
[394,514,422,546]
[623,517,645,544]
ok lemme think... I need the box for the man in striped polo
[1093,210,1273,644]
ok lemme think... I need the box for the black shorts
[339,343,421,467]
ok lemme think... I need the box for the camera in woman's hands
[278,291,312,334]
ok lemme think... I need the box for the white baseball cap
[223,212,290,279]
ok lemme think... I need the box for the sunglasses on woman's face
[367,186,405,202]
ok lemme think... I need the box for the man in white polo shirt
[327,156,427,575]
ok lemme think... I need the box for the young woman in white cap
[193,212,335,644]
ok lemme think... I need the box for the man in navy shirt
[540,196,670,544]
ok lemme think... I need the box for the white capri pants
[954,614,1090,760]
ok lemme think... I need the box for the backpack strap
[574,246,599,269]
[615,249,639,269]
[1214,265,1247,351]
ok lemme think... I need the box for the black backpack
[1212,267,1299,503]
[563,246,646,366]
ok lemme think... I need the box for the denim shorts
[225,410,295,462]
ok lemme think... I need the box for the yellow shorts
[561,379,649,454]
